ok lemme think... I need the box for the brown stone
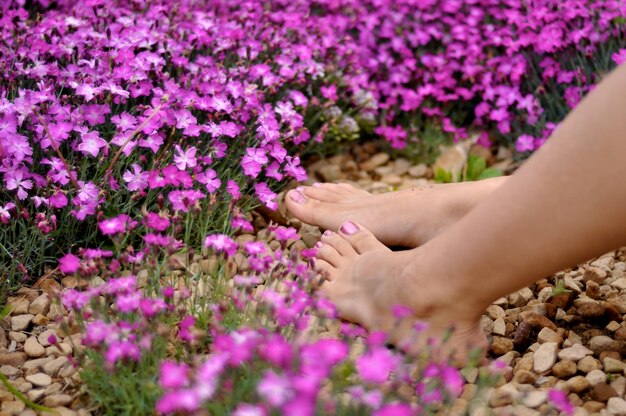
[552,360,577,378]
[490,336,514,355]
[549,292,574,310]
[577,301,606,319]
[584,267,608,284]
[583,401,606,413]
[590,382,618,401]
[519,312,557,331]
[513,370,536,384]
[567,376,590,393]
[43,393,73,407]
[0,352,28,367]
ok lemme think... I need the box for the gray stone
[38,329,57,347]
[10,314,33,331]
[43,393,73,407]
[586,369,608,386]
[0,365,20,376]
[520,390,547,408]
[537,327,563,345]
[533,342,558,373]
[25,372,51,387]
[408,164,428,178]
[578,356,602,373]
[493,318,506,336]
[603,357,626,373]
[24,336,45,358]
[558,343,593,362]
[589,335,621,354]
[43,356,69,376]
[28,293,51,316]
[608,397,626,416]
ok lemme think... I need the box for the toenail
[312,183,323,188]
[340,221,359,235]
[289,190,306,204]
[323,230,333,236]
[315,241,323,248]
[296,186,305,192]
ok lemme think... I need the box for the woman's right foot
[286,177,506,247]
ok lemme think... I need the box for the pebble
[38,328,57,347]
[29,293,51,315]
[584,267,608,283]
[537,327,563,345]
[558,343,593,362]
[610,278,626,290]
[24,336,45,358]
[359,153,389,171]
[606,321,622,332]
[0,352,28,367]
[608,397,626,416]
[591,382,618,401]
[10,314,33,331]
[43,356,69,376]
[493,318,506,336]
[514,370,536,384]
[490,336,514,355]
[8,297,30,315]
[408,164,428,178]
[0,365,20,376]
[43,393,73,407]
[609,294,626,314]
[9,331,27,343]
[567,376,590,393]
[519,312,557,331]
[552,360,577,378]
[578,356,602,373]
[489,383,519,407]
[577,301,605,318]
[1,400,25,414]
[520,390,547,408]
[589,336,622,354]
[586,369,608,386]
[533,342,558,373]
[25,372,52,387]
[603,357,626,373]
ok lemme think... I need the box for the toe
[300,185,344,202]
[313,258,335,281]
[285,189,323,224]
[320,230,357,257]
[337,221,388,254]
[314,241,342,267]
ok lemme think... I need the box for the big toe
[337,221,388,254]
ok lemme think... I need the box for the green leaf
[466,155,486,181]
[434,167,453,183]
[476,167,503,180]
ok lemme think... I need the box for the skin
[287,63,626,363]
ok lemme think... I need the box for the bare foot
[286,177,506,247]
[315,220,488,364]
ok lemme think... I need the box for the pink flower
[156,390,200,414]
[373,403,414,416]
[159,360,190,390]
[144,213,170,232]
[98,214,135,236]
[357,347,401,384]
[173,145,197,170]
[0,203,16,224]
[547,389,574,415]
[105,340,141,366]
[123,164,149,191]
[116,291,142,313]
[515,134,535,153]
[233,404,266,416]
[78,131,108,157]
[257,370,293,407]
[204,234,238,256]
[84,320,112,346]
[5,170,33,200]
[612,49,626,65]
[178,315,196,342]
[59,253,81,274]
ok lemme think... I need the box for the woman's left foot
[315,221,488,364]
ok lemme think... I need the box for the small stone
[43,356,69,376]
[533,342,558,373]
[611,278,626,290]
[612,377,626,396]
[1,400,26,414]
[22,357,53,370]
[520,390,547,408]
[583,401,606,413]
[433,144,466,178]
[589,336,622,354]
[10,314,33,331]
[8,331,27,343]
[552,360,577,378]
[38,329,57,347]
[359,153,389,171]
[519,312,557,331]
[592,256,615,270]
[27,388,46,403]
[490,336,514,355]
[492,318,506,336]
[25,372,52,387]
[0,365,20,376]
[0,352,28,366]
[514,370,536,384]
[43,393,73,407]
[408,164,428,178]
[607,321,622,332]
[577,301,605,318]
[537,327,563,345]
[584,267,608,284]
[558,344,593,362]
[607,397,626,416]
[7,297,30,315]
[591,382,618,401]
[578,356,602,373]
[24,336,45,358]
[586,369,608,386]
[489,383,519,407]
[603,357,626,373]
[609,294,626,314]
[567,376,590,393]
[461,367,478,383]
[28,293,51,316]
[32,314,50,326]
[486,305,506,320]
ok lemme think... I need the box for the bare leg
[286,177,506,247]
[316,63,626,361]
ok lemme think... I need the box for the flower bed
[0,0,624,414]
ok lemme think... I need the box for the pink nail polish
[340,221,359,235]
[315,241,323,248]
[296,186,305,192]
[323,230,333,236]
[312,183,323,188]
[289,190,306,204]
